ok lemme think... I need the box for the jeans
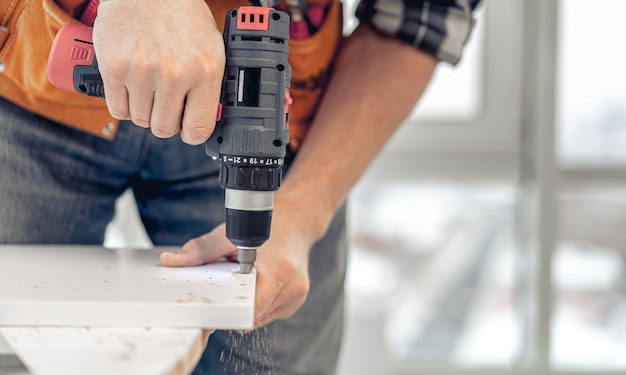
[0,97,347,374]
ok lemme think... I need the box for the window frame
[357,0,524,184]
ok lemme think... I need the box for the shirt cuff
[356,0,481,65]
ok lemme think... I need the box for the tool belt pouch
[0,0,249,139]
[0,0,118,139]
[0,0,341,143]
[286,0,343,151]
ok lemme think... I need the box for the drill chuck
[225,189,273,273]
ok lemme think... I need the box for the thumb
[160,224,236,267]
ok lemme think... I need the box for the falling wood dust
[215,327,280,373]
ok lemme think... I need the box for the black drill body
[206,7,292,273]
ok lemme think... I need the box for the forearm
[276,25,438,243]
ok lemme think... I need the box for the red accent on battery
[216,103,223,122]
[284,88,293,123]
[236,7,271,31]
[47,24,95,93]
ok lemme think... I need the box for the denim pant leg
[0,98,138,243]
[0,96,224,245]
[128,134,225,245]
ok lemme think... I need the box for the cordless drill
[47,7,292,273]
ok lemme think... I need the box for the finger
[160,229,236,267]
[252,259,310,328]
[125,66,155,128]
[254,297,306,329]
[253,279,308,327]
[127,85,155,129]
[102,81,130,120]
[150,87,185,136]
[254,301,282,329]
[179,85,218,145]
[92,18,131,121]
[252,270,285,328]
[149,90,184,139]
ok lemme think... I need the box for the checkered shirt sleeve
[356,0,482,65]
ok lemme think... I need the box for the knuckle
[103,58,131,78]
[182,237,204,255]
[193,52,224,79]
[201,59,223,78]
[108,108,130,120]
[179,234,230,266]
[160,69,183,87]
[133,55,154,71]
[132,118,150,128]
[132,119,150,128]
[276,253,300,274]
[105,58,133,77]
[292,279,310,303]
[156,57,186,84]
[182,123,213,143]
[297,278,311,296]
[276,255,310,296]
[151,125,178,138]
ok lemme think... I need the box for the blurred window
[556,0,626,166]
[341,1,626,374]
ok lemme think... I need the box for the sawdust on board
[177,292,214,304]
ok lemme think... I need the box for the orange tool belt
[0,0,342,151]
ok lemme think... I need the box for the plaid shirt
[252,0,482,65]
[356,0,481,64]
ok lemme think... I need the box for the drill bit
[238,246,257,274]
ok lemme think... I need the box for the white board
[0,245,255,329]
[0,327,208,375]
